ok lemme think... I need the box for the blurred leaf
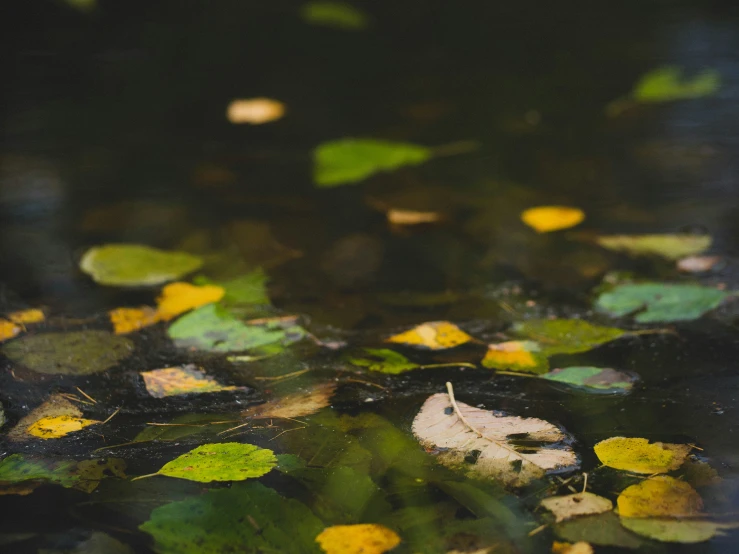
[38,532,133,554]
[596,234,711,260]
[314,139,432,187]
[594,437,691,474]
[482,340,548,374]
[242,382,336,419]
[386,208,441,225]
[554,512,644,549]
[301,1,369,30]
[541,492,613,522]
[677,255,722,273]
[0,320,21,342]
[219,269,271,307]
[316,524,400,554]
[141,365,244,398]
[8,309,44,325]
[619,518,736,543]
[156,282,225,320]
[226,98,285,124]
[520,206,584,233]
[0,454,124,494]
[633,66,720,102]
[595,283,730,323]
[512,319,628,356]
[618,476,702,518]
[109,306,160,335]
[61,0,96,11]
[80,244,202,287]
[551,542,594,554]
[140,482,323,553]
[386,321,472,350]
[347,348,420,374]
[540,367,637,393]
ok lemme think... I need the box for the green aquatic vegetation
[633,66,721,102]
[301,1,369,30]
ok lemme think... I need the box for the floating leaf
[26,415,100,439]
[551,542,594,554]
[314,139,432,187]
[139,442,276,482]
[316,524,401,554]
[594,437,691,474]
[38,531,134,554]
[386,209,441,225]
[619,518,736,543]
[0,454,124,494]
[242,382,336,419]
[412,388,577,486]
[348,348,420,374]
[133,414,235,444]
[386,321,472,350]
[80,244,202,287]
[140,481,323,553]
[226,98,286,124]
[301,1,369,30]
[512,319,628,356]
[541,492,613,522]
[0,320,21,342]
[618,475,702,518]
[2,330,133,375]
[677,255,722,273]
[8,309,45,325]
[482,340,548,374]
[520,206,585,233]
[596,283,730,323]
[541,367,637,393]
[632,66,720,103]
[156,282,225,320]
[554,512,644,549]
[109,306,160,335]
[596,234,711,260]
[141,365,244,398]
[9,394,95,442]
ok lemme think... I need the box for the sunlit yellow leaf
[552,542,594,554]
[521,206,585,233]
[227,98,286,124]
[26,415,101,439]
[110,306,161,335]
[316,524,401,554]
[141,365,242,398]
[386,321,472,350]
[8,309,45,325]
[482,340,547,374]
[386,209,441,225]
[156,282,225,320]
[617,476,703,518]
[594,437,691,474]
[0,320,21,342]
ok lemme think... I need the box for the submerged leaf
[242,382,336,419]
[0,454,124,494]
[541,367,637,393]
[632,66,720,102]
[619,518,736,543]
[596,234,711,260]
[80,244,202,287]
[595,283,730,323]
[226,98,285,124]
[141,365,244,398]
[617,476,702,518]
[554,512,644,549]
[541,492,613,522]
[301,1,369,30]
[348,348,420,374]
[594,437,691,474]
[314,139,432,187]
[386,321,472,350]
[412,390,577,486]
[482,340,548,374]
[521,206,584,233]
[512,319,628,356]
[316,524,401,554]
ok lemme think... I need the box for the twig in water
[101,406,122,425]
[253,369,310,382]
[76,387,98,404]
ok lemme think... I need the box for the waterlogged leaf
[314,139,432,187]
[2,330,133,374]
[302,1,369,30]
[226,97,285,124]
[633,66,720,102]
[541,492,613,522]
[242,382,336,419]
[617,476,702,517]
[27,415,100,439]
[348,348,420,374]
[140,481,323,553]
[386,321,472,350]
[155,282,225,320]
[412,391,577,486]
[38,531,134,554]
[482,340,548,374]
[133,413,236,444]
[9,394,91,442]
[595,283,730,323]
[619,518,736,543]
[140,442,276,482]
[8,309,45,325]
[316,524,400,554]
[80,244,202,287]
[109,306,160,335]
[141,365,244,398]
[0,454,124,494]
[520,206,585,233]
[594,437,691,474]
[554,512,644,549]
[512,319,628,356]
[74,458,127,493]
[541,367,637,393]
[596,234,711,260]
[219,269,271,307]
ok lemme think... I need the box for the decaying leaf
[347,348,420,374]
[242,382,336,419]
[520,206,585,233]
[594,437,691,474]
[482,340,548,374]
[540,367,637,393]
[315,524,401,554]
[8,394,98,441]
[0,454,125,494]
[141,365,244,398]
[617,476,702,518]
[619,518,737,544]
[412,387,577,486]
[110,306,161,335]
[301,1,369,30]
[553,512,644,549]
[226,98,286,124]
[595,234,711,260]
[386,321,472,350]
[541,492,613,522]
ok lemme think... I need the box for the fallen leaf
[551,542,594,554]
[39,531,134,554]
[110,306,161,335]
[156,282,225,320]
[386,321,472,350]
[632,66,720,103]
[316,524,401,554]
[540,367,637,393]
[386,208,441,225]
[619,518,736,543]
[553,512,644,549]
[541,492,613,522]
[141,365,244,398]
[512,319,629,356]
[242,382,336,419]
[0,320,21,342]
[8,309,45,325]
[594,437,691,474]
[314,139,432,187]
[618,476,702,518]
[2,330,133,375]
[226,98,285,124]
[482,340,548,374]
[595,234,711,260]
[595,283,730,323]
[301,1,369,30]
[348,348,420,374]
[677,255,721,273]
[26,415,101,439]
[0,454,124,494]
[521,206,585,233]
[412,387,577,486]
[80,244,202,287]
[8,394,94,441]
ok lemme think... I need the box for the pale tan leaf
[541,492,613,522]
[242,382,336,419]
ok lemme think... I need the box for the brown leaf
[242,382,336,419]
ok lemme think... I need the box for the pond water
[3,1,739,553]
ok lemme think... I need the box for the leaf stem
[420,362,477,370]
[130,473,158,481]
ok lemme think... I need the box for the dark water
[3,1,739,552]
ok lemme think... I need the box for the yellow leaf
[541,492,613,522]
[26,415,100,439]
[141,365,242,398]
[316,524,401,554]
[521,206,585,233]
[156,282,225,320]
[594,437,691,474]
[226,98,286,124]
[0,320,21,342]
[386,321,472,349]
[482,340,545,373]
[8,394,85,442]
[552,542,594,554]
[386,209,441,225]
[8,309,45,325]
[109,306,161,335]
[617,475,703,518]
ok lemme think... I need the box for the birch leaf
[541,492,613,522]
[594,437,691,474]
[412,389,577,486]
[316,524,401,554]
[8,394,97,441]
[482,340,548,374]
[386,321,472,350]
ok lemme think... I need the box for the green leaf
[0,454,79,488]
[141,443,276,482]
[596,234,711,260]
[133,414,236,444]
[314,139,432,187]
[38,531,134,554]
[301,1,369,30]
[540,366,637,393]
[595,283,730,323]
[633,66,720,102]
[512,319,628,355]
[347,348,420,374]
[80,244,202,287]
[140,482,323,554]
[221,269,271,306]
[554,512,645,549]
[2,331,133,375]
[481,340,549,374]
[620,517,736,543]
